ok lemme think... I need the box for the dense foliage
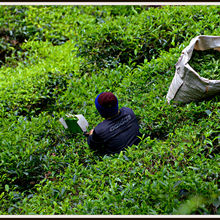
[0,5,219,215]
[189,49,220,79]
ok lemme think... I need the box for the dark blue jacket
[87,107,141,155]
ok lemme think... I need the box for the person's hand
[89,129,94,136]
[84,128,94,137]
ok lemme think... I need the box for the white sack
[166,35,220,104]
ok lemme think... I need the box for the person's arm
[87,128,105,154]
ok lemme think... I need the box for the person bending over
[87,92,141,155]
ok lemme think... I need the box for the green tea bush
[0,40,81,118]
[0,5,219,215]
[76,6,220,73]
[0,6,43,66]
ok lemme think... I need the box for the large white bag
[166,35,220,104]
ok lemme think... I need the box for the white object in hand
[75,114,89,132]
[59,117,68,129]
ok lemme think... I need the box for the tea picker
[86,92,141,155]
[59,92,141,155]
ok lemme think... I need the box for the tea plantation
[0,5,220,215]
